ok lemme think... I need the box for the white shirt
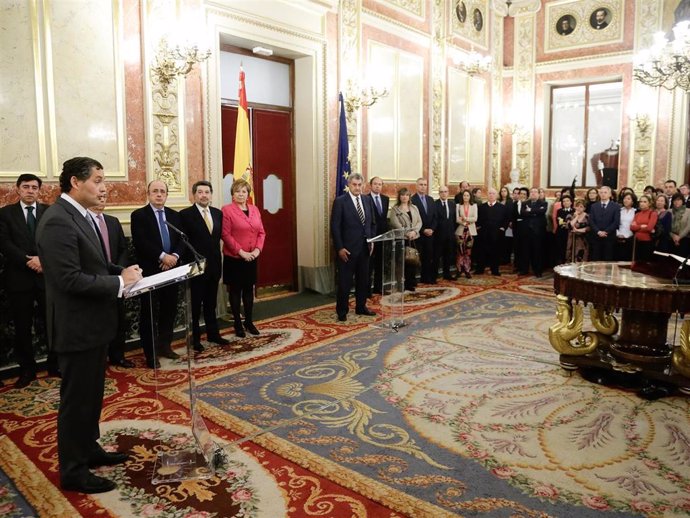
[20,201,38,222]
[195,203,213,232]
[617,207,635,238]
[348,192,366,222]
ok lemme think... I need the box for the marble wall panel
[47,0,126,177]
[0,1,44,177]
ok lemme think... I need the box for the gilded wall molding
[341,0,361,173]
[543,0,624,53]
[430,0,444,192]
[490,9,503,190]
[513,13,536,186]
[379,0,424,17]
[628,0,662,191]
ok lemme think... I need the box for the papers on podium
[124,262,203,298]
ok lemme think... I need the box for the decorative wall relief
[450,0,489,49]
[544,0,624,53]
[513,13,537,187]
[378,0,424,17]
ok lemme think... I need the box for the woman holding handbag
[455,189,477,278]
[389,187,422,292]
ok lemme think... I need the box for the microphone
[164,220,206,273]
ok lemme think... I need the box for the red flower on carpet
[533,484,559,499]
[674,498,690,511]
[490,466,515,479]
[642,459,660,469]
[183,512,213,518]
[231,488,253,502]
[0,503,17,514]
[140,503,166,516]
[582,495,610,510]
[630,500,655,513]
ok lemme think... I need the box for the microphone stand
[672,256,690,287]
[165,220,206,274]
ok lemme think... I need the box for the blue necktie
[26,206,36,238]
[375,195,382,215]
[420,195,427,213]
[157,209,171,253]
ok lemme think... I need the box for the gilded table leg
[590,306,618,335]
[673,319,690,381]
[549,295,599,357]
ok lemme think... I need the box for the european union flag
[336,92,351,196]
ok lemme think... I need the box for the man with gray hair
[330,173,377,321]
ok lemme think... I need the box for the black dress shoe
[111,359,135,369]
[208,336,230,345]
[159,348,180,360]
[491,271,501,276]
[337,314,347,322]
[146,359,161,369]
[14,372,36,389]
[192,341,205,352]
[62,473,116,494]
[244,322,260,335]
[355,308,376,316]
[473,270,484,275]
[88,452,129,468]
[47,368,61,378]
[234,327,246,338]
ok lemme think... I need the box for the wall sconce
[344,79,389,115]
[629,112,652,138]
[453,49,492,76]
[151,38,211,95]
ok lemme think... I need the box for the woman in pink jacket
[221,179,266,337]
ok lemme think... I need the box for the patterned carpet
[1,273,690,517]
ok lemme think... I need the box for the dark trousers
[369,241,384,294]
[190,273,221,342]
[417,234,436,283]
[525,229,545,275]
[336,244,370,317]
[476,230,503,274]
[107,300,127,363]
[9,288,57,374]
[435,234,456,278]
[57,345,108,483]
[590,234,616,261]
[138,284,178,361]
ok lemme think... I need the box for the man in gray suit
[37,157,141,494]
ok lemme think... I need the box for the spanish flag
[233,66,253,198]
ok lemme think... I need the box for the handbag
[465,234,474,249]
[405,242,420,267]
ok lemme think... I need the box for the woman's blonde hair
[231,179,252,195]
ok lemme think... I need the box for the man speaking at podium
[36,157,142,494]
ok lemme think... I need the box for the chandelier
[151,38,211,95]
[633,21,690,91]
[454,50,492,76]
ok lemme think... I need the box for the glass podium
[125,261,223,484]
[368,228,407,330]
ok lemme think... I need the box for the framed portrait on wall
[544,0,622,53]
[449,0,489,49]
[456,1,467,23]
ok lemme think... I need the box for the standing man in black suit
[364,176,389,295]
[131,180,185,368]
[411,177,438,283]
[475,188,508,276]
[331,173,377,321]
[88,197,135,368]
[589,185,620,261]
[434,185,457,280]
[179,180,229,351]
[0,174,58,388]
[512,187,530,274]
[36,157,142,493]
[523,187,548,277]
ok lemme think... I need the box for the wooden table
[551,262,690,394]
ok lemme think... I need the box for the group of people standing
[0,157,267,494]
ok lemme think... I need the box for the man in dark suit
[523,187,548,277]
[331,173,377,321]
[36,156,141,493]
[589,185,620,261]
[364,176,389,295]
[434,185,457,280]
[88,198,134,368]
[475,188,508,276]
[411,177,438,283]
[131,180,185,368]
[512,187,530,274]
[0,174,58,388]
[179,180,228,351]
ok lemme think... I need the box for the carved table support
[549,295,599,368]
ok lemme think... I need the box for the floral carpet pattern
[1,274,689,517]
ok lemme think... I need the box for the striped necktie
[355,196,365,224]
